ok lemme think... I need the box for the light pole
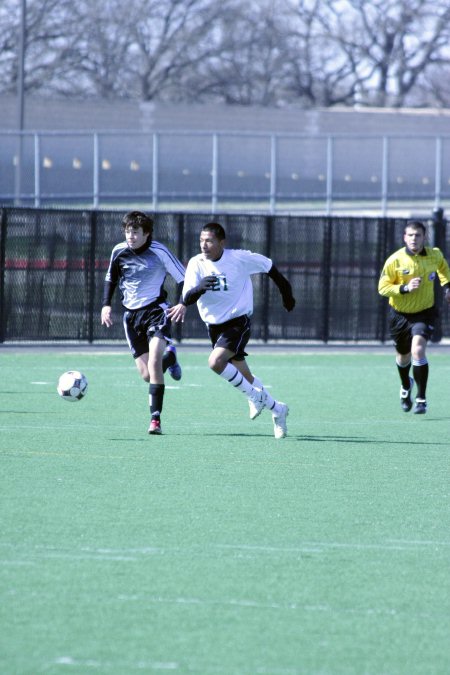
[15,0,26,205]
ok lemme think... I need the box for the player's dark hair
[405,220,426,235]
[122,211,154,236]
[202,222,226,240]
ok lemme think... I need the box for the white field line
[1,538,448,563]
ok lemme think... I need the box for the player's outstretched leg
[272,403,289,439]
[163,344,182,381]
[264,391,289,439]
[400,376,414,412]
[219,363,267,414]
[248,375,266,419]
[148,383,164,435]
[412,356,428,414]
[249,374,289,438]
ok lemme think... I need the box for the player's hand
[166,303,186,323]
[198,275,217,291]
[101,305,113,327]
[406,277,422,292]
[444,288,450,304]
[282,294,296,311]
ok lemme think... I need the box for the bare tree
[0,0,17,93]
[54,0,137,98]
[333,0,450,107]
[0,0,78,95]
[188,0,291,106]
[281,0,364,107]
[1,0,450,109]
[114,0,225,101]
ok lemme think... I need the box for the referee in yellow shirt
[378,220,450,414]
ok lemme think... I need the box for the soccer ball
[57,370,88,402]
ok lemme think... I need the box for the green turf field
[1,349,449,674]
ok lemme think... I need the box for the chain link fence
[2,130,450,215]
[0,207,448,343]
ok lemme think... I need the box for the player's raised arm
[268,264,296,311]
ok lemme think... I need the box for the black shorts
[207,315,251,361]
[389,306,436,354]
[123,302,172,359]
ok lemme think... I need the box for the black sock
[162,350,175,373]
[396,360,411,389]
[412,362,428,400]
[150,383,165,417]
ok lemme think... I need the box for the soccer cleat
[166,344,182,381]
[272,403,289,439]
[413,399,427,415]
[248,389,267,419]
[148,418,162,434]
[400,376,414,412]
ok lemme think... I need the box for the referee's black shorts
[389,306,436,354]
[123,301,172,359]
[207,315,251,361]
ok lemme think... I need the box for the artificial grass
[0,349,449,674]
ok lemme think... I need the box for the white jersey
[183,248,272,324]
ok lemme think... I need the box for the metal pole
[381,136,388,217]
[326,137,333,216]
[152,133,159,212]
[93,133,99,208]
[211,133,218,214]
[434,137,442,211]
[15,0,26,205]
[34,133,40,207]
[269,134,276,215]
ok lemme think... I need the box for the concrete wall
[2,95,450,135]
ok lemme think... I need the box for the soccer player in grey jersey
[182,222,296,438]
[101,211,186,435]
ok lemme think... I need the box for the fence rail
[0,207,448,344]
[2,130,450,215]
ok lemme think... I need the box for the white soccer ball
[57,370,88,402]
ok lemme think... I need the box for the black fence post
[375,217,392,342]
[0,209,6,343]
[87,210,98,343]
[431,207,446,343]
[432,206,446,253]
[175,213,185,343]
[321,218,332,342]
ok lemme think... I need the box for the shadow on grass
[108,431,450,444]
[294,434,449,446]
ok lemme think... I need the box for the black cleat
[400,377,414,412]
[413,399,427,415]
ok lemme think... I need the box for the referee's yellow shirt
[378,246,450,313]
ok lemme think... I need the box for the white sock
[220,363,260,400]
[251,373,283,414]
[252,375,264,390]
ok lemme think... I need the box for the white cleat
[272,403,289,439]
[249,389,267,420]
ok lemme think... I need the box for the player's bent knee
[208,354,224,373]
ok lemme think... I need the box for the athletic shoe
[148,418,162,434]
[400,376,414,412]
[413,399,427,415]
[272,403,289,439]
[166,344,182,381]
[249,387,266,419]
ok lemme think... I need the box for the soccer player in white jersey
[182,222,296,438]
[101,211,186,435]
